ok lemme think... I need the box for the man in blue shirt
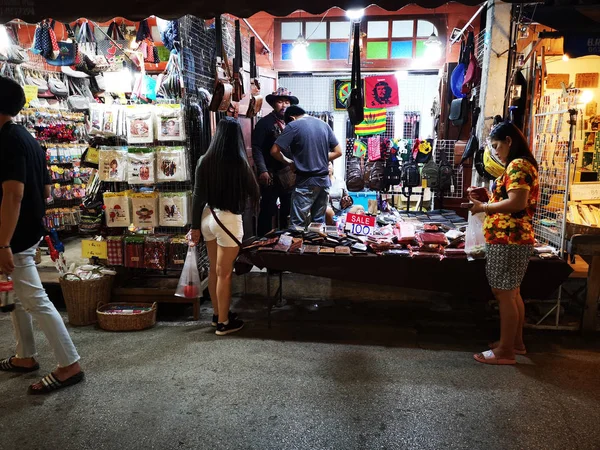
[271,105,343,228]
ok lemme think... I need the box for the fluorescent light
[346,9,365,22]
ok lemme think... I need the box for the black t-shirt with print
[0,122,51,254]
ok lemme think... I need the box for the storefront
[0,1,577,329]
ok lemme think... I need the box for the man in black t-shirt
[0,77,84,394]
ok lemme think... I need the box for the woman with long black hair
[190,117,260,335]
[469,122,539,365]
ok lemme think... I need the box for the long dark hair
[196,117,259,214]
[489,122,538,170]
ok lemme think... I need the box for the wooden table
[568,235,600,334]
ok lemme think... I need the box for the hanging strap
[350,22,361,90]
[210,208,242,248]
[234,19,242,74]
[249,36,257,79]
[215,16,223,60]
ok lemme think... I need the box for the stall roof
[524,4,600,33]
[0,0,483,24]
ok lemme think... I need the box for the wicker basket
[59,274,114,326]
[566,222,600,239]
[96,302,157,332]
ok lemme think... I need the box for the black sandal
[0,356,40,373]
[28,371,85,395]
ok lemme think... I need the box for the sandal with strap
[0,356,40,373]
[28,371,85,395]
[473,350,516,366]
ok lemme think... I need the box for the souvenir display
[156,105,185,142]
[127,148,156,185]
[131,192,159,228]
[98,146,128,181]
[107,236,124,266]
[124,236,145,268]
[156,146,188,182]
[103,191,132,227]
[144,235,169,270]
[159,192,190,227]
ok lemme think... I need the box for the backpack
[369,160,385,191]
[401,157,421,189]
[384,158,402,191]
[438,156,454,192]
[346,158,365,192]
[421,159,439,190]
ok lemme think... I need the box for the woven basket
[59,274,114,326]
[566,222,600,239]
[96,302,157,332]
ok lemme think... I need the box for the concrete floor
[1,296,599,450]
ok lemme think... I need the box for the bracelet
[483,203,489,214]
[0,245,10,249]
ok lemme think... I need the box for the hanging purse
[136,19,160,64]
[210,209,254,275]
[245,37,263,118]
[48,76,69,97]
[232,20,245,102]
[460,106,481,165]
[45,21,77,67]
[26,72,52,98]
[347,22,364,126]
[209,17,234,112]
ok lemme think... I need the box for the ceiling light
[562,53,569,62]
[580,90,594,104]
[292,34,309,67]
[346,9,365,22]
[423,32,443,62]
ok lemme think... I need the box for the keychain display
[98,146,128,181]
[103,191,132,227]
[131,191,159,228]
[159,192,190,227]
[156,146,188,182]
[127,148,156,184]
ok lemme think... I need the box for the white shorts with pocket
[201,206,243,248]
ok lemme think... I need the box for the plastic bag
[465,212,486,259]
[175,247,201,298]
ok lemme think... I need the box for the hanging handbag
[347,22,364,126]
[232,20,245,102]
[46,21,77,67]
[48,77,69,97]
[245,37,263,118]
[460,106,481,165]
[98,21,128,71]
[157,51,183,99]
[209,18,234,112]
[210,209,254,275]
[26,72,52,98]
[136,19,160,64]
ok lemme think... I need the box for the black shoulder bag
[210,209,254,275]
[347,22,364,126]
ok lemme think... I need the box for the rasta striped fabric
[355,108,386,136]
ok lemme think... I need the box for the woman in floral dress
[470,122,539,365]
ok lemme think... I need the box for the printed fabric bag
[128,148,156,185]
[159,192,190,227]
[131,192,159,228]
[106,236,124,266]
[168,236,189,270]
[156,147,188,182]
[124,236,145,268]
[368,136,381,161]
[103,191,131,227]
[98,146,128,181]
[156,104,185,142]
[126,106,155,144]
[144,236,169,270]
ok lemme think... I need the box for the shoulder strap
[210,208,242,248]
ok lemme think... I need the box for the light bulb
[562,54,569,62]
[424,44,443,62]
[292,40,309,67]
[580,90,594,104]
[346,9,365,21]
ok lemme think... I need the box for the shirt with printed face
[483,158,539,246]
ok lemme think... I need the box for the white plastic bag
[465,212,486,259]
[175,247,201,298]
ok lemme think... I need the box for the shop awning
[0,0,483,24]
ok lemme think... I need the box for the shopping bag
[175,247,201,298]
[465,212,486,259]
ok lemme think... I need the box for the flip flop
[474,350,516,365]
[28,371,85,395]
[488,343,527,356]
[0,356,40,373]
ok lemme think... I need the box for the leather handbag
[210,209,254,275]
[347,22,364,126]
[460,106,481,165]
[209,18,234,112]
[276,165,296,191]
[245,37,263,118]
[67,95,90,111]
[453,140,467,166]
[449,97,468,127]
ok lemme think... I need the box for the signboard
[84,147,99,165]
[546,74,569,90]
[564,34,600,58]
[23,85,38,106]
[82,240,108,259]
[575,73,599,89]
[571,183,600,202]
[345,213,376,235]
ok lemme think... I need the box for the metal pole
[561,109,578,257]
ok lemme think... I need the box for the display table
[568,235,600,334]
[248,251,574,326]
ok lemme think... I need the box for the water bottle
[0,275,15,313]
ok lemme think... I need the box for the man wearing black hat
[0,76,83,394]
[251,88,299,236]
[270,105,343,228]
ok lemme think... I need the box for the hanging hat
[266,87,299,106]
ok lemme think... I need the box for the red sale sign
[347,213,376,227]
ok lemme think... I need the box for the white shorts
[201,206,243,248]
